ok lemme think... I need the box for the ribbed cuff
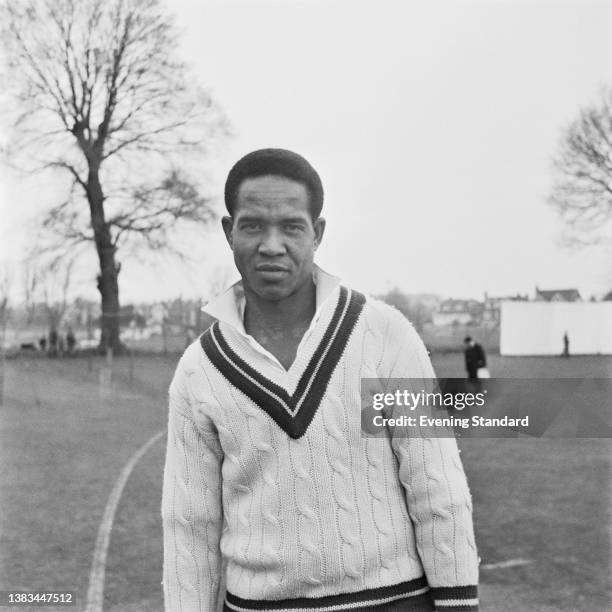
[431,585,479,611]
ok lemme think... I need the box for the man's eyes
[238,223,305,233]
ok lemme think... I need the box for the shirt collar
[202,265,341,336]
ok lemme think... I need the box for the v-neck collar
[201,266,341,370]
[200,286,366,439]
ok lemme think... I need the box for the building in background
[433,299,483,326]
[535,287,582,302]
[500,300,612,355]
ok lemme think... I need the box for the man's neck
[242,279,317,370]
[243,278,317,337]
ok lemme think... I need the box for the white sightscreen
[500,302,612,355]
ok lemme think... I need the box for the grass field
[1,352,610,611]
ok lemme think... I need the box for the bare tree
[549,87,612,247]
[1,0,228,352]
[377,287,430,333]
[22,260,40,326]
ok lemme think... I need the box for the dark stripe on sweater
[223,593,434,611]
[200,287,366,439]
[225,576,430,610]
[430,585,478,601]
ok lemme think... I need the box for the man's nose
[258,228,286,256]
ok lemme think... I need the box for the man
[66,327,76,356]
[48,327,58,357]
[463,336,487,381]
[162,149,479,612]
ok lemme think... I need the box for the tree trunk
[87,165,122,353]
[97,253,121,353]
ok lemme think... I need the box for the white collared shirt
[201,265,341,370]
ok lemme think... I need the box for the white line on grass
[481,558,533,570]
[84,430,165,612]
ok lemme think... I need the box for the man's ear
[221,216,234,249]
[313,217,326,250]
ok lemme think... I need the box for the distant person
[66,327,76,356]
[48,328,58,357]
[464,336,487,380]
[162,149,479,611]
[562,331,570,358]
[57,334,65,357]
[39,336,47,352]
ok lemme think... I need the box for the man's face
[222,175,325,301]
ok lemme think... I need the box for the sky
[1,0,612,303]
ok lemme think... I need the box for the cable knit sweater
[161,275,479,612]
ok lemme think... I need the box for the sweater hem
[224,576,434,611]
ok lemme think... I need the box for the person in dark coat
[66,327,76,356]
[48,328,58,357]
[464,336,486,380]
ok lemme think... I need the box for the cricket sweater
[161,269,479,612]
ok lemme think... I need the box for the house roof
[535,288,581,302]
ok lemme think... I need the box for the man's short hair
[464,336,472,343]
[224,148,324,220]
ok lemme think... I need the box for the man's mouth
[255,264,289,272]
